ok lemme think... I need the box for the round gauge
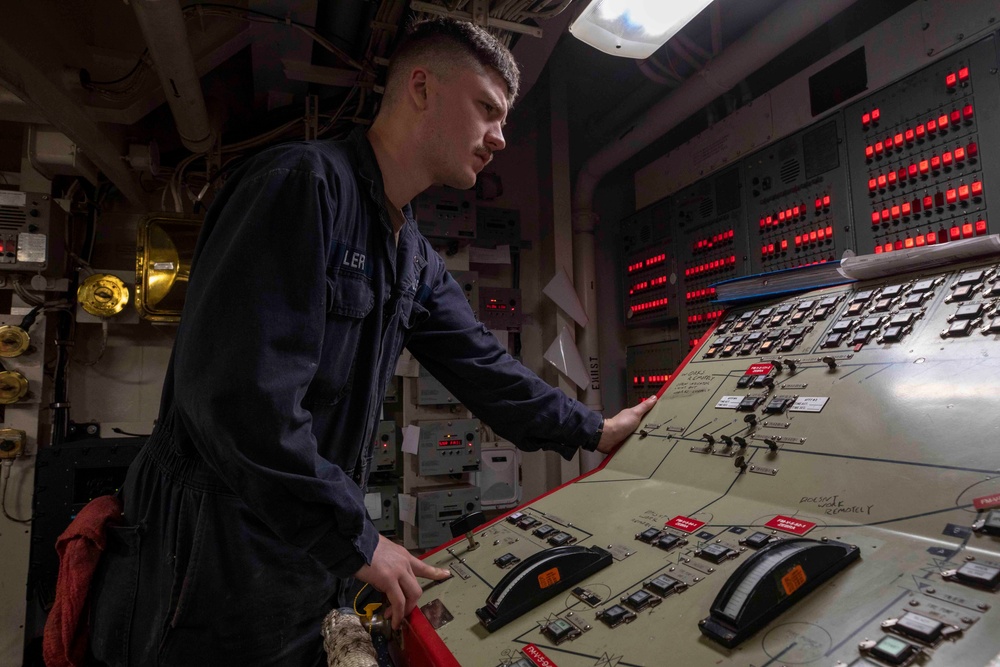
[0,325,29,357]
[78,273,130,317]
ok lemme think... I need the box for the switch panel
[416,418,480,476]
[413,484,480,549]
[479,287,523,330]
[620,199,678,327]
[373,420,397,473]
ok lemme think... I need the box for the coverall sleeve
[171,163,379,577]
[404,253,603,460]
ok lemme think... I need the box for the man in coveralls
[89,17,657,667]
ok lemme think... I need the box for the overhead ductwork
[131,0,216,153]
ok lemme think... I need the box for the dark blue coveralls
[88,129,603,666]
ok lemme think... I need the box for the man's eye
[482,102,494,113]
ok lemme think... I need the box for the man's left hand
[596,395,658,454]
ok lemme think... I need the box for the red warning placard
[765,515,817,535]
[745,362,774,375]
[522,644,559,667]
[665,516,706,533]
[973,493,1000,510]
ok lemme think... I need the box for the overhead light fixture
[568,0,714,59]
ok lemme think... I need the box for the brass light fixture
[135,215,200,322]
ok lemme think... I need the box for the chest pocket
[311,272,374,404]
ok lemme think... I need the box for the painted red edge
[403,317,723,666]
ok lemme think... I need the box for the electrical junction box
[477,441,520,509]
[479,286,523,330]
[0,191,66,275]
[416,365,459,406]
[414,186,476,240]
[417,418,480,476]
[373,420,397,472]
[475,206,521,246]
[414,484,480,549]
[366,483,398,535]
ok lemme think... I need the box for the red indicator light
[817,228,826,240]
[891,205,901,219]
[874,141,884,154]
[795,234,802,246]
[865,145,875,159]
[884,243,893,253]
[792,205,801,217]
[963,104,974,120]
[809,231,818,242]
[904,237,914,248]
[950,226,961,240]
[927,231,937,244]
[971,180,983,197]
[955,146,966,161]
[887,171,897,186]
[905,129,915,143]
[930,155,941,171]
[976,219,988,235]
[958,66,969,82]
[877,174,887,188]
[915,124,926,138]
[862,112,871,126]
[897,168,907,182]
[826,226,834,236]
[927,119,938,133]
[946,72,958,88]
[894,133,903,147]
[968,141,978,157]
[958,184,970,200]
[815,198,822,210]
[912,198,922,212]
[884,136,893,149]
[919,160,929,175]
[894,240,904,250]
[951,109,961,125]
[923,195,933,210]
[938,114,948,129]
[868,178,877,192]
[871,108,880,121]
[823,195,831,207]
[881,209,890,222]
[907,164,918,179]
[870,211,880,225]
[963,223,974,238]
[942,151,953,166]
[901,202,911,216]
[875,245,883,254]
[780,239,788,251]
[915,235,925,247]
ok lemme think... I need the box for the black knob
[822,355,837,369]
[734,455,748,473]
[772,360,783,372]
[733,436,747,449]
[450,510,486,551]
[744,414,757,427]
[702,433,715,446]
[787,360,798,373]
[720,435,733,447]
[765,438,778,452]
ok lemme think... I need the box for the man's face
[423,64,509,190]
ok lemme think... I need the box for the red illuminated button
[951,109,961,125]
[931,155,941,171]
[809,231,818,242]
[963,104,974,120]
[915,235,925,247]
[871,108,881,121]
[817,227,826,240]
[887,171,897,186]
[927,231,937,244]
[958,66,970,82]
[904,237,914,248]
[877,174,887,188]
[875,245,883,254]
[955,146,966,161]
[862,112,871,127]
[958,184,970,200]
[908,164,918,179]
[865,145,875,159]
[891,205,901,219]
[868,178,877,192]
[912,198,922,212]
[815,197,823,210]
[823,195,831,207]
[795,235,803,246]
[881,209,890,222]
[927,119,938,133]
[874,141,884,155]
[972,181,983,197]
[916,124,926,138]
[938,114,948,129]
[793,205,801,217]
[946,72,958,88]
[901,202,912,216]
[905,129,915,143]
[898,168,907,182]
[884,135,894,149]
[895,240,904,250]
[923,195,933,209]
[963,223,974,238]
[894,133,903,147]
[919,160,929,175]
[976,219,988,235]
[884,243,893,252]
[968,141,978,157]
[781,239,788,251]
[826,225,834,236]
[942,151,953,166]
[870,211,880,225]
[950,226,961,240]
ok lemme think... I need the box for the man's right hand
[354,534,451,629]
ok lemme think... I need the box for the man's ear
[408,68,430,110]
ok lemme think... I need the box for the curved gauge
[78,273,130,317]
[699,537,860,648]
[476,545,612,632]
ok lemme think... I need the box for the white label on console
[715,396,743,409]
[790,396,829,413]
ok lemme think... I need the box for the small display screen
[438,438,462,447]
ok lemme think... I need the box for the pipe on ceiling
[131,0,216,153]
[570,0,860,419]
